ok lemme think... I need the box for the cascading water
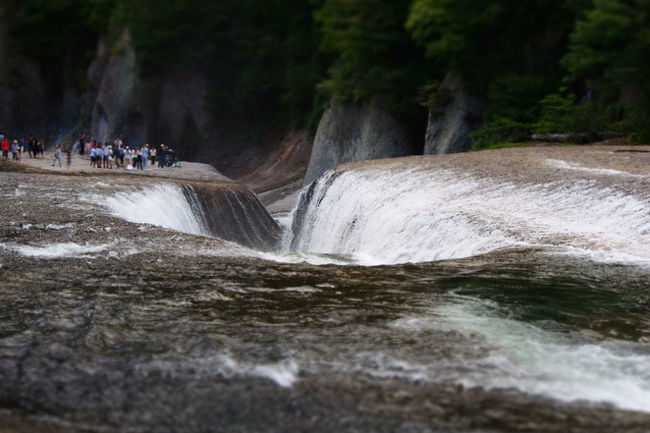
[103,183,209,236]
[287,166,650,266]
[98,182,280,250]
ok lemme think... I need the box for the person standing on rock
[66,150,72,168]
[1,136,9,159]
[26,135,33,158]
[52,144,62,167]
[11,140,18,160]
[119,145,125,167]
[96,143,104,168]
[89,143,96,167]
[19,137,26,157]
[135,146,143,169]
[103,142,111,168]
[142,144,149,169]
[35,137,44,158]
[158,145,166,168]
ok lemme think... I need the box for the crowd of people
[1,133,47,161]
[78,133,179,170]
[1,131,180,170]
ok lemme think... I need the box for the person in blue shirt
[51,144,62,167]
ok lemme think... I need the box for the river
[0,146,649,432]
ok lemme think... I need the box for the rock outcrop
[88,33,146,147]
[183,182,281,251]
[83,33,225,163]
[423,73,485,155]
[303,96,414,185]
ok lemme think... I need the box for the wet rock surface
[1,147,650,432]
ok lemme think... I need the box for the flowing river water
[0,147,649,432]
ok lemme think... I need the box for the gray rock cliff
[423,73,485,155]
[88,33,147,147]
[304,96,414,185]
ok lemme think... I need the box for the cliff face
[87,34,144,147]
[303,96,414,185]
[423,73,485,155]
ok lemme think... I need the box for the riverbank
[8,151,233,183]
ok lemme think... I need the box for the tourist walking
[52,144,62,167]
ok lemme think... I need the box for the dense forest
[2,0,649,147]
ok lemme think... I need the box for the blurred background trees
[2,0,649,146]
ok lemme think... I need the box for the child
[52,144,62,167]
[66,151,72,168]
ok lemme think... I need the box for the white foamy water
[99,184,209,236]
[2,242,111,258]
[288,167,650,266]
[138,352,298,388]
[389,297,650,412]
[547,158,644,178]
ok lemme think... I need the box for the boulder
[304,96,414,185]
[423,73,485,155]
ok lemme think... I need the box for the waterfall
[288,166,650,266]
[103,183,209,236]
[101,182,280,250]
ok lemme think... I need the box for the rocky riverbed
[1,145,650,432]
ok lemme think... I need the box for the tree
[407,0,587,147]
[563,0,650,141]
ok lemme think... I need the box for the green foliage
[6,0,115,93]
[407,0,579,86]
[469,74,546,148]
[534,91,577,133]
[313,0,433,138]
[562,0,650,142]
[5,0,650,144]
[470,117,531,149]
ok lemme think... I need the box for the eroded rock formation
[423,73,485,155]
[303,96,414,185]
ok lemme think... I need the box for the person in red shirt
[1,137,9,159]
